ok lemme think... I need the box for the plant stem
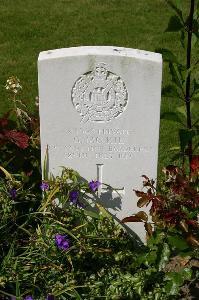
[185,0,195,168]
[13,94,20,129]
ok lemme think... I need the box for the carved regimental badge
[71,63,128,122]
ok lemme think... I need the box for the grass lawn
[0,0,198,174]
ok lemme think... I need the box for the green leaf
[96,202,112,219]
[39,185,60,212]
[169,146,180,151]
[180,30,185,48]
[165,268,192,296]
[177,102,196,118]
[192,92,199,101]
[147,231,166,248]
[174,0,182,11]
[15,277,21,298]
[145,251,157,265]
[165,272,183,295]
[185,61,199,83]
[179,129,199,152]
[166,272,183,285]
[190,101,197,114]
[166,272,183,286]
[193,19,199,34]
[158,243,171,271]
[171,152,182,162]
[166,0,183,21]
[169,63,183,90]
[156,48,179,64]
[193,78,199,92]
[181,268,192,281]
[43,146,49,180]
[73,289,84,300]
[0,166,13,181]
[197,1,199,19]
[84,209,100,219]
[135,251,157,267]
[165,15,183,32]
[176,105,187,118]
[192,33,198,48]
[192,79,199,100]
[168,234,189,250]
[162,84,181,98]
[161,112,184,125]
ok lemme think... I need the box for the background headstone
[38,46,162,242]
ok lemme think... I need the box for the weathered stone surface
[38,46,162,242]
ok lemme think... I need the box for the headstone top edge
[38,46,162,63]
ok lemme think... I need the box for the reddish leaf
[144,222,153,237]
[179,220,189,232]
[137,196,150,208]
[122,216,144,223]
[190,155,199,173]
[187,220,199,228]
[136,211,148,222]
[0,118,8,128]
[4,130,29,149]
[0,133,5,140]
[26,170,33,177]
[134,190,146,197]
[150,195,165,214]
[141,175,150,180]
[163,165,179,175]
[0,111,11,128]
[186,234,199,247]
[0,133,7,147]
[164,209,185,224]
[141,175,153,187]
[122,211,148,223]
[152,214,160,223]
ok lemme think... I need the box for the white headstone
[38,46,162,242]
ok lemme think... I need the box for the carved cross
[96,164,125,197]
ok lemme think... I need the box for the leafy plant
[0,2,199,299]
[122,164,199,299]
[122,164,199,247]
[158,0,199,170]
[1,166,198,300]
[0,77,40,190]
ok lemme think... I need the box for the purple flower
[40,181,49,191]
[24,296,33,300]
[89,180,101,192]
[69,190,84,208]
[55,234,70,250]
[69,190,79,204]
[9,188,17,199]
[46,295,55,300]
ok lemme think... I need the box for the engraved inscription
[96,164,125,197]
[71,63,128,123]
[48,127,152,160]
